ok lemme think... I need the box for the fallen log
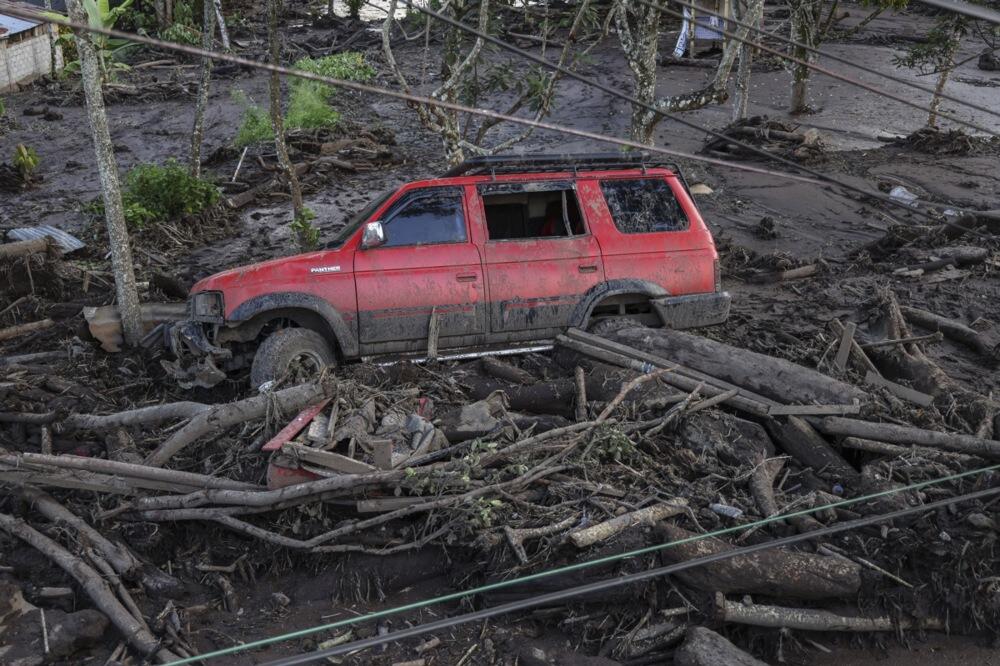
[19,487,181,595]
[818,417,1000,459]
[656,524,861,599]
[480,355,536,385]
[144,380,333,467]
[901,305,1000,359]
[0,237,51,259]
[2,452,261,491]
[0,318,55,342]
[557,333,772,416]
[766,416,860,483]
[713,593,944,632]
[674,626,768,666]
[0,512,180,662]
[64,402,211,430]
[568,500,687,548]
[605,327,869,406]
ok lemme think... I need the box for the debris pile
[703,116,827,162]
[3,271,1000,663]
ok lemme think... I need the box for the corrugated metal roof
[0,13,40,38]
[6,226,86,254]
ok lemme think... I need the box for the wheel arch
[224,292,359,358]
[569,279,669,328]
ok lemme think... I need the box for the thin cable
[4,0,996,232]
[657,0,1000,121]
[643,0,999,136]
[911,0,1000,24]
[381,0,997,232]
[263,485,1000,665]
[163,463,999,665]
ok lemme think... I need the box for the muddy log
[818,417,1000,459]
[568,499,688,548]
[766,416,860,483]
[0,318,55,342]
[607,327,869,406]
[144,380,333,467]
[901,306,1000,359]
[714,593,945,632]
[656,524,861,599]
[0,237,52,259]
[674,626,768,666]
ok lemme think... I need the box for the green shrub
[230,54,374,147]
[159,21,200,45]
[291,208,320,249]
[120,159,220,228]
[287,81,341,130]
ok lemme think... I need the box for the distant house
[1,1,63,92]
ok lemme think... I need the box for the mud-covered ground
[2,1,1000,664]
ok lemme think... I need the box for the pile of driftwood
[703,116,827,162]
[3,276,1000,663]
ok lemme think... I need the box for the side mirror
[361,221,386,249]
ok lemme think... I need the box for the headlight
[190,291,224,322]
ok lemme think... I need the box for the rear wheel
[250,328,336,390]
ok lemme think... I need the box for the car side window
[599,178,690,234]
[479,182,586,241]
[381,187,467,247]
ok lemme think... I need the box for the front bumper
[651,291,731,329]
[160,320,232,389]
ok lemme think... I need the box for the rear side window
[600,178,689,234]
[381,187,467,247]
[479,182,585,241]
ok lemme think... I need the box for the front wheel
[250,328,336,390]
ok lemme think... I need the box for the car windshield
[325,188,395,248]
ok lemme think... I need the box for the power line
[1,1,993,234]
[911,0,1000,24]
[161,463,1000,665]
[643,0,999,136]
[658,0,1000,122]
[382,0,997,231]
[260,485,1000,665]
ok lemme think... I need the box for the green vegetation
[233,90,274,147]
[231,53,375,148]
[291,208,320,249]
[57,0,137,81]
[13,144,40,181]
[117,160,220,228]
[158,0,200,45]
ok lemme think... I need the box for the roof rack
[441,152,682,178]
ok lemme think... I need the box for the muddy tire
[250,328,336,390]
[588,316,647,337]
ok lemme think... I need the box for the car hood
[190,248,355,294]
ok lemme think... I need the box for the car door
[354,186,486,354]
[473,180,605,338]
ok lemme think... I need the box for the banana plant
[48,0,135,81]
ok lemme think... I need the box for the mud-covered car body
[165,153,730,388]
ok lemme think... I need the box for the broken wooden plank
[371,439,395,470]
[833,321,856,372]
[767,404,861,416]
[863,371,935,407]
[828,319,880,377]
[282,441,376,474]
[748,264,817,283]
[427,306,439,361]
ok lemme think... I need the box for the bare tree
[190,0,217,178]
[267,0,305,221]
[382,0,587,165]
[786,0,823,114]
[895,15,969,128]
[66,0,143,347]
[731,0,755,121]
[614,0,764,143]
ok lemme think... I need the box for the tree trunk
[788,0,819,114]
[927,32,961,127]
[213,0,231,51]
[44,0,58,77]
[190,0,217,178]
[267,0,304,221]
[66,0,143,348]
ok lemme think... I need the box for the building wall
[0,26,64,92]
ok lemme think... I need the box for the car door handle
[578,264,598,274]
[456,274,478,282]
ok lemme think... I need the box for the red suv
[164,154,730,389]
